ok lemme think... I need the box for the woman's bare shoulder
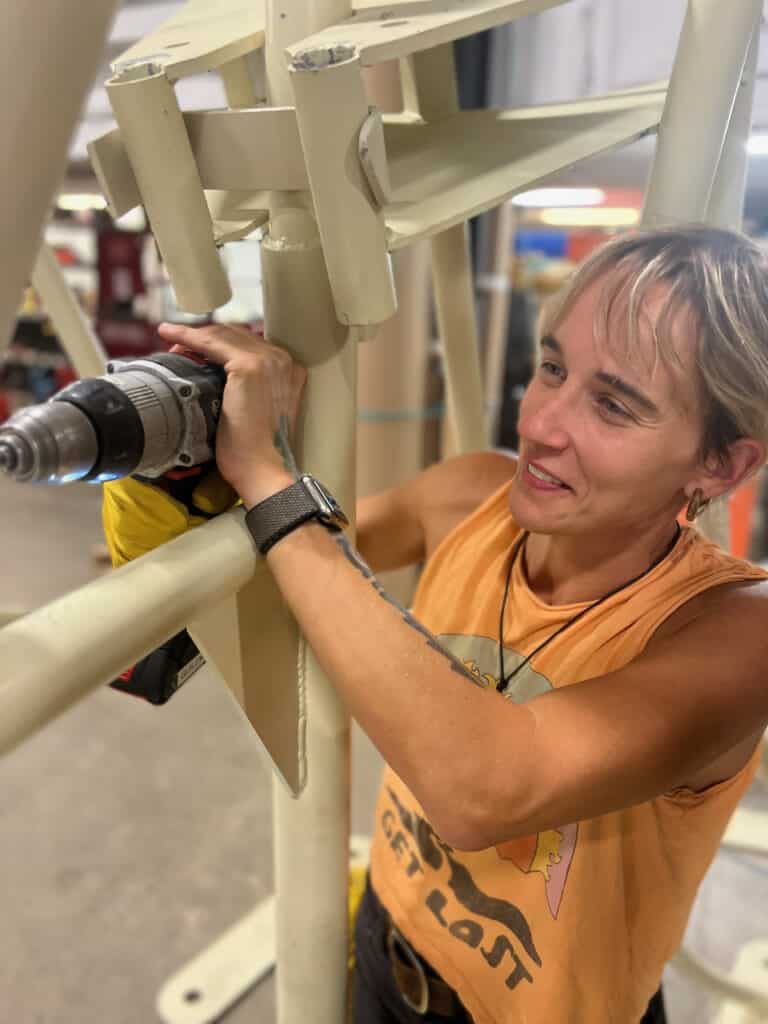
[356,451,516,572]
[419,450,517,559]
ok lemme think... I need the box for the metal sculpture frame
[0,1,764,1020]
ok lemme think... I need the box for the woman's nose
[517,386,571,451]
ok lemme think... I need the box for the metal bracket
[359,107,391,208]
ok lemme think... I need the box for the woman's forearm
[262,518,530,844]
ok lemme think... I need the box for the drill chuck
[0,442,16,472]
[0,401,99,484]
[0,353,225,485]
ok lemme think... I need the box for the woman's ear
[696,437,766,501]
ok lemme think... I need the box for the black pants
[352,878,667,1024]
[352,878,473,1023]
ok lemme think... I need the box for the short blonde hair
[540,226,768,460]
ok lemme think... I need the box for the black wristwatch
[244,474,349,555]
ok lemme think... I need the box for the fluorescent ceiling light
[513,188,605,208]
[748,135,768,155]
[538,207,640,227]
[57,193,108,211]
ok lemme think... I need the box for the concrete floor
[0,476,766,1023]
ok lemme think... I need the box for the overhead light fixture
[538,207,640,227]
[57,193,108,211]
[512,188,606,208]
[747,135,768,155]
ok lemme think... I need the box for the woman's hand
[157,322,306,506]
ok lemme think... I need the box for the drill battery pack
[110,629,204,705]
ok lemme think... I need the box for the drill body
[0,353,225,485]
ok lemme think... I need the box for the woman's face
[509,278,706,540]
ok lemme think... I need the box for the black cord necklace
[496,525,681,694]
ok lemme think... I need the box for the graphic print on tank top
[375,632,578,996]
[380,631,577,948]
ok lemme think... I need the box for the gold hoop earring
[685,488,709,522]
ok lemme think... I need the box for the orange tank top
[369,481,766,1024]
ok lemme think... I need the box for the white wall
[491,0,768,127]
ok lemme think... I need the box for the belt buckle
[387,924,430,1015]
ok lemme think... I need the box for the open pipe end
[291,43,356,72]
[109,55,168,83]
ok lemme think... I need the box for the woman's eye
[598,395,632,420]
[539,360,563,379]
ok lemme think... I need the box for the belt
[386,921,464,1018]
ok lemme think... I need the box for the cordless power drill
[0,352,225,485]
[0,352,228,703]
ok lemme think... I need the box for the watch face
[301,476,349,528]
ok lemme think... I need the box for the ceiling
[70,0,768,223]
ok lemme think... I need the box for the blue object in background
[27,366,58,403]
[514,229,569,259]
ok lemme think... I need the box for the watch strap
[245,477,344,555]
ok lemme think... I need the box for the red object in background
[729,478,759,559]
[0,392,9,423]
[53,246,78,267]
[97,229,146,315]
[96,227,157,358]
[54,366,77,390]
[566,232,607,263]
[96,317,160,359]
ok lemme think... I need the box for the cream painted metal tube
[263,234,357,1022]
[265,1,352,107]
[265,231,357,1023]
[265,2,357,1021]
[0,0,119,350]
[697,23,760,551]
[706,20,760,231]
[643,0,762,226]
[289,48,397,328]
[359,63,430,606]
[357,242,431,605]
[31,243,107,378]
[409,43,487,453]
[482,201,517,443]
[0,512,256,757]
[106,63,231,314]
[642,0,761,550]
[433,223,489,452]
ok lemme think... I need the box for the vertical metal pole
[407,45,488,453]
[642,0,762,227]
[641,0,761,550]
[432,228,488,452]
[359,62,431,606]
[698,18,761,550]
[30,244,108,378]
[481,201,518,444]
[706,20,761,230]
[0,0,119,349]
[265,3,355,1022]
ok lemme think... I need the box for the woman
[158,226,768,1022]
